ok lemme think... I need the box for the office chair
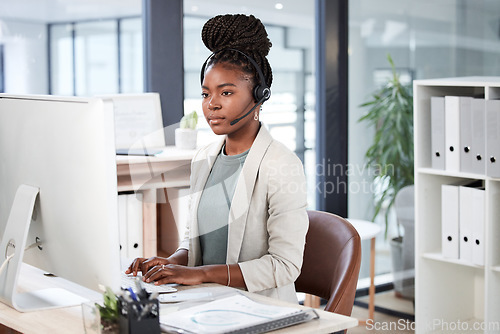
[295,210,362,318]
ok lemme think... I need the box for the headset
[200,48,271,125]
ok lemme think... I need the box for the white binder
[471,187,485,266]
[442,184,459,259]
[118,194,128,258]
[445,96,472,172]
[470,98,486,175]
[118,192,144,259]
[431,97,446,170]
[459,97,474,173]
[458,184,479,263]
[486,99,500,178]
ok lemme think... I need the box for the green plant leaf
[96,287,119,322]
[359,54,414,238]
[180,111,198,129]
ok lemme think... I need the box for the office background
[1,0,500,283]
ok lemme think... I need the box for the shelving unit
[414,77,500,334]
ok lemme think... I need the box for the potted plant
[359,54,414,298]
[82,287,120,333]
[175,111,198,150]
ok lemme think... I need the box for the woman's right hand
[125,257,170,276]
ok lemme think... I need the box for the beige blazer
[178,124,308,303]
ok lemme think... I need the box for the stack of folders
[160,294,318,334]
[430,96,500,177]
[441,180,485,266]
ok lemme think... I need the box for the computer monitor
[98,93,166,151]
[0,94,121,312]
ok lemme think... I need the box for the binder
[441,184,459,259]
[486,99,500,178]
[431,97,446,170]
[458,183,482,263]
[126,192,144,259]
[118,194,128,258]
[459,97,474,173]
[470,98,486,175]
[445,96,472,171]
[471,187,486,266]
[118,192,144,259]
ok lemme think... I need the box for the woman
[127,13,308,303]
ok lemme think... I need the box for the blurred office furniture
[296,210,361,318]
[414,77,500,332]
[347,218,382,323]
[116,146,196,257]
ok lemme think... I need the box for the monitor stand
[0,184,89,312]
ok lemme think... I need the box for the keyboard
[121,272,177,294]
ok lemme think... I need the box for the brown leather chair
[295,210,362,317]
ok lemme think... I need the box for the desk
[0,264,358,334]
[347,218,381,323]
[116,146,197,257]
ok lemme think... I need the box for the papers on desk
[160,294,318,334]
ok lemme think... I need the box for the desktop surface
[0,263,358,334]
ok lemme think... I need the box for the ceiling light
[275,3,284,10]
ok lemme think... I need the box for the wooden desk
[116,146,197,257]
[0,264,358,334]
[0,264,101,334]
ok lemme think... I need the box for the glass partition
[349,0,500,281]
[120,18,143,94]
[49,17,141,96]
[50,24,73,95]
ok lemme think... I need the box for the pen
[137,292,159,321]
[127,287,139,302]
[134,278,148,300]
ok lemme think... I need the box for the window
[49,17,142,96]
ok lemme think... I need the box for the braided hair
[201,14,273,89]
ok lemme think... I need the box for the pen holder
[118,295,160,334]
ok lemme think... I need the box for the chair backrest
[295,210,362,316]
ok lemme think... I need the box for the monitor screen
[98,92,166,151]
[0,94,121,311]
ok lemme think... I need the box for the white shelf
[417,167,486,180]
[422,252,484,269]
[415,77,500,333]
[414,76,500,87]
[491,266,500,273]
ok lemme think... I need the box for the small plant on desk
[95,287,120,333]
[175,111,199,150]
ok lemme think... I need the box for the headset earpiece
[253,85,271,103]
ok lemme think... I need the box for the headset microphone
[230,95,267,126]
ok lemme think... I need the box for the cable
[0,240,43,276]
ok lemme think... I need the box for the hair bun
[201,14,272,57]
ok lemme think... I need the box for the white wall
[0,19,47,94]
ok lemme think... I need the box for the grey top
[197,146,249,265]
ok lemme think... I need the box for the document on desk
[160,294,318,334]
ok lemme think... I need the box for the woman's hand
[143,264,206,286]
[125,257,170,276]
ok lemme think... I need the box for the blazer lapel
[226,125,273,264]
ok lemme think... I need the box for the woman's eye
[221,91,232,96]
[201,92,208,98]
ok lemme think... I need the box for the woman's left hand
[143,264,206,286]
